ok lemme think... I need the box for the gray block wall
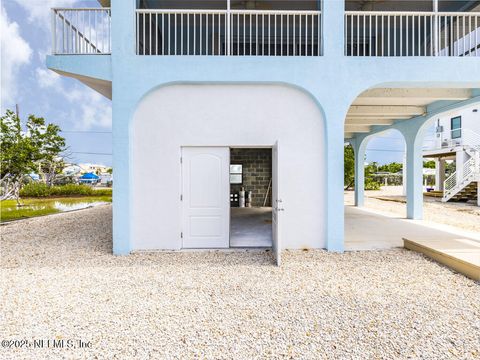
[230,148,272,207]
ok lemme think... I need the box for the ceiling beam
[358,88,472,100]
[346,115,413,121]
[344,125,371,133]
[345,118,395,125]
[347,105,425,117]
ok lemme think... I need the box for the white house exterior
[423,104,480,203]
[46,0,480,260]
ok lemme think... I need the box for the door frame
[180,144,279,260]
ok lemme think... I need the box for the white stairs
[442,129,480,203]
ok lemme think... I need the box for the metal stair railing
[443,157,478,202]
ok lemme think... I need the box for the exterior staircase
[442,129,480,203]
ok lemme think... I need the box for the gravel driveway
[1,205,479,359]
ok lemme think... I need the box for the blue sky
[1,0,434,167]
[1,0,112,166]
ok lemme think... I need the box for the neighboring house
[63,164,82,177]
[100,172,113,186]
[423,104,480,203]
[47,0,480,259]
[78,163,110,175]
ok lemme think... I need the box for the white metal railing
[52,8,111,54]
[443,169,458,197]
[426,128,480,150]
[135,9,322,56]
[443,156,479,201]
[345,11,480,56]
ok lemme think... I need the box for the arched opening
[343,86,480,250]
[345,129,407,216]
[415,102,480,231]
[131,84,327,257]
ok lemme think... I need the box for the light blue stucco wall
[47,0,480,255]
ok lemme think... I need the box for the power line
[70,152,112,155]
[61,130,112,134]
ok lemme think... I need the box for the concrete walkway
[345,205,480,251]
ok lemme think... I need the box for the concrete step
[404,238,480,281]
[424,191,443,198]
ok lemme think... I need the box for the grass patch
[0,196,112,222]
[20,183,112,198]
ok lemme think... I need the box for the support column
[322,0,345,57]
[325,113,346,252]
[478,181,480,207]
[402,151,407,196]
[435,158,445,191]
[405,137,424,219]
[111,0,136,255]
[353,137,368,207]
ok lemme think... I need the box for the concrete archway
[131,84,328,251]
[350,129,407,211]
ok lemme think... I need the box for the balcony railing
[345,11,480,56]
[135,9,322,56]
[50,8,479,58]
[52,8,111,54]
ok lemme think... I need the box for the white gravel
[1,205,479,359]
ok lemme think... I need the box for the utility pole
[15,103,20,119]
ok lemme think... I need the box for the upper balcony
[51,1,480,58]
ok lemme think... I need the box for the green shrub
[365,178,381,191]
[19,182,51,197]
[20,183,112,198]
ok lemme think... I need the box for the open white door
[182,147,230,248]
[271,142,282,266]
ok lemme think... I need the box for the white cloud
[73,89,111,130]
[34,64,111,130]
[36,68,61,88]
[12,0,77,31]
[0,5,32,109]
[61,85,111,130]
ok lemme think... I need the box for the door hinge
[180,194,183,201]
[180,157,183,164]
[180,232,183,238]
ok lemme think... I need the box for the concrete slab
[345,205,480,279]
[345,205,480,250]
[404,238,480,281]
[230,207,272,248]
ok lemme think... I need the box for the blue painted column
[405,133,424,220]
[325,109,347,252]
[111,0,136,254]
[314,0,346,251]
[322,0,345,57]
[353,137,368,207]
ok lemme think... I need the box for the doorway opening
[229,148,273,248]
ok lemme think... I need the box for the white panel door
[182,147,230,248]
[272,142,282,266]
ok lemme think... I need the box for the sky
[1,0,435,167]
[1,0,112,166]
